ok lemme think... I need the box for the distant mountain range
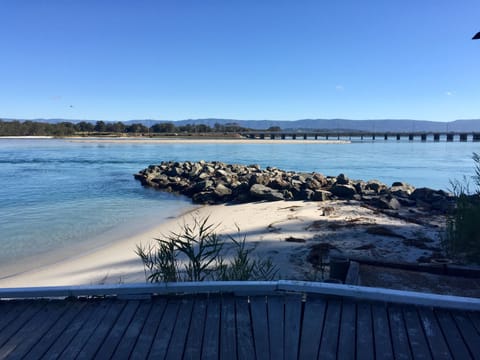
[3,117,480,132]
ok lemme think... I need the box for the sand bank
[0,200,444,288]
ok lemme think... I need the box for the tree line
[0,120,281,136]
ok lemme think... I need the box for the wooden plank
[165,298,195,360]
[0,300,68,358]
[148,299,181,359]
[202,297,221,360]
[451,311,480,358]
[435,309,472,360]
[417,307,452,359]
[220,296,237,360]
[388,305,412,360]
[317,299,341,360]
[298,296,326,360]
[250,296,270,360]
[59,300,114,359]
[235,297,255,360]
[371,303,393,360]
[468,311,480,334]
[284,295,303,360]
[183,297,208,360]
[356,302,374,360]
[337,300,356,360]
[76,300,127,359]
[0,300,45,349]
[0,301,30,333]
[402,306,432,360]
[110,301,153,360]
[43,300,107,359]
[267,295,284,360]
[94,300,141,359]
[0,301,15,331]
[23,301,87,360]
[129,297,167,359]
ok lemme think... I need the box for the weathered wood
[417,307,452,359]
[165,298,194,360]
[318,299,341,360]
[402,306,431,360]
[129,298,167,359]
[59,300,115,359]
[284,295,303,360]
[94,300,141,359]
[42,300,106,359]
[202,297,221,360]
[0,300,68,358]
[356,302,374,360]
[0,301,46,350]
[0,301,30,334]
[250,296,270,360]
[298,297,326,360]
[388,305,412,360]
[24,301,87,360]
[148,300,181,359]
[467,310,480,334]
[337,300,356,360]
[451,311,480,358]
[77,300,127,359]
[435,309,472,360]
[235,297,256,360]
[267,294,285,360]
[220,296,237,360]
[371,303,393,360]
[183,297,208,360]
[110,301,153,360]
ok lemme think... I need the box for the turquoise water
[0,138,478,268]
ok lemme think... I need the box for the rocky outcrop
[134,161,454,212]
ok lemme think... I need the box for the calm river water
[0,138,478,268]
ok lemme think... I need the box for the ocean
[0,138,478,269]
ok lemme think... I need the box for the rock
[312,190,332,201]
[214,183,232,198]
[336,173,349,185]
[249,184,285,201]
[331,184,357,199]
[390,183,415,198]
[365,195,402,210]
[365,180,387,194]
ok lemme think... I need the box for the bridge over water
[241,131,480,142]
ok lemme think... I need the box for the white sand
[0,200,444,288]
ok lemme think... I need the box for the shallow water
[0,138,478,267]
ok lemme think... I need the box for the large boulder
[249,184,285,201]
[331,184,357,199]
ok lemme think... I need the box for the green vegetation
[443,153,480,262]
[0,119,258,137]
[136,217,278,282]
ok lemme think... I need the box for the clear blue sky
[1,0,479,122]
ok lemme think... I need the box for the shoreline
[0,200,446,288]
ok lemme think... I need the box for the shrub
[136,217,278,282]
[443,153,480,262]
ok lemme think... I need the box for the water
[0,138,478,269]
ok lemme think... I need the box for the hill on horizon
[2,117,480,132]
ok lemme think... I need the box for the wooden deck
[1,292,479,359]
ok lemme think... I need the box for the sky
[1,0,479,122]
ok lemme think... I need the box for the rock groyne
[134,161,453,212]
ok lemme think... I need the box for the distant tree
[126,123,149,133]
[151,122,176,133]
[106,121,126,133]
[94,121,107,132]
[75,121,95,132]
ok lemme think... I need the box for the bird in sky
[473,32,480,40]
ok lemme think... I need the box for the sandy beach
[0,199,444,288]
